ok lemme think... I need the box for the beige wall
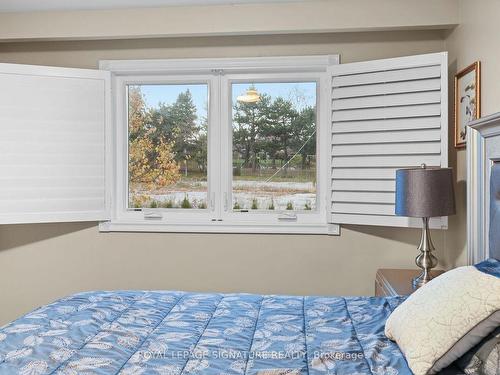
[0,30,467,325]
[0,0,458,41]
[446,0,500,118]
[444,0,500,264]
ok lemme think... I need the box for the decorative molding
[469,111,500,137]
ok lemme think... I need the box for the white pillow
[385,266,500,375]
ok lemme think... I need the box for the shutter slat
[332,103,441,122]
[332,78,441,99]
[332,180,395,192]
[332,154,441,168]
[0,188,104,200]
[332,91,440,110]
[0,153,104,165]
[329,52,447,228]
[332,168,396,179]
[332,129,441,145]
[333,191,395,204]
[332,141,440,156]
[2,130,103,143]
[333,65,440,87]
[2,120,103,132]
[332,202,395,216]
[0,199,105,213]
[332,116,441,133]
[0,177,105,189]
[0,165,104,178]
[0,142,104,154]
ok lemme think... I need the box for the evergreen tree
[232,93,271,172]
[266,97,298,176]
[150,89,199,163]
[194,115,208,173]
[170,90,199,158]
[292,105,316,170]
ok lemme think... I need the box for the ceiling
[0,0,309,12]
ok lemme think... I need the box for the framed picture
[454,61,481,148]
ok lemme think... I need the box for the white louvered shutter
[0,63,111,224]
[329,52,448,228]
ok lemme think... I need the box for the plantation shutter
[0,63,111,224]
[329,52,448,228]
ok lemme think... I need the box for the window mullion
[209,73,223,220]
[219,74,231,220]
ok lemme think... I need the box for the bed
[1,116,499,375]
[0,293,414,374]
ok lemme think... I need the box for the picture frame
[454,61,481,148]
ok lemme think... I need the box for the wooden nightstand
[375,269,445,297]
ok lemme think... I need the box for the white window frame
[99,55,340,234]
[220,72,328,227]
[110,74,219,225]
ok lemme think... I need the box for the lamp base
[413,217,438,289]
[412,271,433,288]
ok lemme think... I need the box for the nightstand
[375,269,445,297]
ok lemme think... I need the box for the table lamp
[395,164,456,288]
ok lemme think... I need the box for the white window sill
[99,220,340,235]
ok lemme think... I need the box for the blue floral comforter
[0,291,413,374]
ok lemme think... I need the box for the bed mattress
[0,291,419,374]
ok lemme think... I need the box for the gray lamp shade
[395,167,456,218]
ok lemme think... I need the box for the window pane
[127,84,208,209]
[232,82,317,212]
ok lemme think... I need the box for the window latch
[211,68,224,76]
[278,213,298,222]
[144,211,163,220]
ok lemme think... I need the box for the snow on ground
[144,180,316,210]
[232,180,314,191]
